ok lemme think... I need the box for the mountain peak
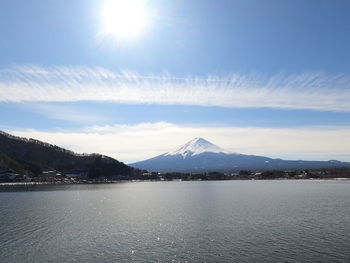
[189,137,209,143]
[165,137,231,158]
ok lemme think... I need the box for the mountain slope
[130,138,350,172]
[0,130,140,178]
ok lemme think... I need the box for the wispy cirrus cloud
[1,65,350,111]
[8,122,350,163]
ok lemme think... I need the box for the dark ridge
[0,130,141,179]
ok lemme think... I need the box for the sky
[1,0,350,163]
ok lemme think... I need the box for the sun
[101,0,149,40]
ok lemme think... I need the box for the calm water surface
[1,180,350,262]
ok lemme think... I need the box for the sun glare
[102,0,149,40]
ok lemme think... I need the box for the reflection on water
[1,180,350,262]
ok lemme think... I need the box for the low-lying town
[1,167,350,184]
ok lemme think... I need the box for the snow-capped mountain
[129,138,350,173]
[165,137,231,158]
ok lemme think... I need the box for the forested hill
[0,130,140,179]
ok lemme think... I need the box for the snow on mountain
[165,137,232,158]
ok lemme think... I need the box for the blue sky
[1,0,350,162]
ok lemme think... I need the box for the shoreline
[1,177,350,186]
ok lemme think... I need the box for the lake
[1,180,350,262]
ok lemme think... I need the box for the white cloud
[8,122,350,163]
[1,65,350,111]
